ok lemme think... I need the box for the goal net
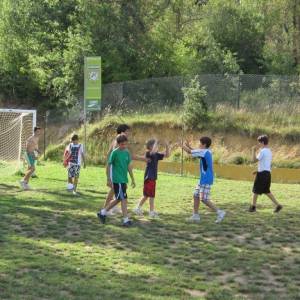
[0,109,36,173]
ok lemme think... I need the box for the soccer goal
[0,109,37,172]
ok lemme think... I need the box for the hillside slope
[45,107,300,168]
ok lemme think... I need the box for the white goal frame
[0,109,37,130]
[0,109,37,169]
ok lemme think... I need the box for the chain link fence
[40,73,300,169]
[102,74,300,112]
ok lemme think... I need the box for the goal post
[0,109,37,172]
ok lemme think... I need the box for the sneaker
[274,205,283,213]
[133,207,143,216]
[215,210,226,223]
[149,211,159,218]
[249,205,256,212]
[97,212,106,224]
[123,220,133,227]
[186,214,201,223]
[72,190,78,196]
[20,180,26,189]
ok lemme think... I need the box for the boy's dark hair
[200,136,212,148]
[34,126,41,133]
[257,135,268,145]
[116,134,128,144]
[117,124,130,134]
[146,139,156,150]
[71,134,79,142]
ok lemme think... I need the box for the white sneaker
[72,190,78,196]
[20,180,26,189]
[20,181,30,190]
[216,210,226,223]
[187,214,201,223]
[111,206,122,214]
[133,207,143,216]
[149,211,159,218]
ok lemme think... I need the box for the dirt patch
[185,289,206,298]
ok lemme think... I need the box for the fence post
[237,74,240,109]
[43,111,49,160]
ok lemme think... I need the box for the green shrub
[182,75,208,129]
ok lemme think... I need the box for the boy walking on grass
[182,137,226,223]
[20,126,42,190]
[66,134,86,195]
[134,139,170,218]
[100,124,146,215]
[249,135,283,213]
[98,134,136,226]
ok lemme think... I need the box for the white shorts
[194,184,211,202]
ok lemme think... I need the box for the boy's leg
[74,177,79,191]
[149,197,160,218]
[249,193,258,212]
[149,197,155,212]
[105,199,120,211]
[134,196,147,215]
[266,193,283,212]
[120,199,128,218]
[22,165,35,189]
[266,192,279,206]
[103,188,115,207]
[187,185,201,222]
[193,195,200,214]
[23,165,35,183]
[200,185,226,223]
[138,196,148,208]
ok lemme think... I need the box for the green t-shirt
[109,148,131,183]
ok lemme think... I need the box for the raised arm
[161,141,170,158]
[181,141,194,154]
[252,146,258,163]
[149,139,159,155]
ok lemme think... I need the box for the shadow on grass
[1,191,300,299]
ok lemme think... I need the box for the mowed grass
[0,163,300,300]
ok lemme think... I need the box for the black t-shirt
[144,151,164,180]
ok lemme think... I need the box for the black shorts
[253,171,271,195]
[113,183,127,200]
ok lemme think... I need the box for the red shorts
[143,179,156,198]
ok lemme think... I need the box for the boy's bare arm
[128,163,135,188]
[149,139,159,155]
[132,154,148,162]
[252,146,258,162]
[82,152,86,168]
[106,164,112,187]
[182,141,194,154]
[161,141,170,158]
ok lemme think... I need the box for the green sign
[84,56,102,111]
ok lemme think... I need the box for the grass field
[1,163,300,300]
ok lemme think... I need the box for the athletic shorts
[143,179,156,198]
[68,164,81,178]
[253,171,271,195]
[26,152,36,167]
[113,183,127,201]
[194,184,211,202]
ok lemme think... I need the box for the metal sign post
[84,57,102,155]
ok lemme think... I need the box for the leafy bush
[182,75,208,129]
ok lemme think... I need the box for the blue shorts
[113,183,127,201]
[26,152,36,167]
